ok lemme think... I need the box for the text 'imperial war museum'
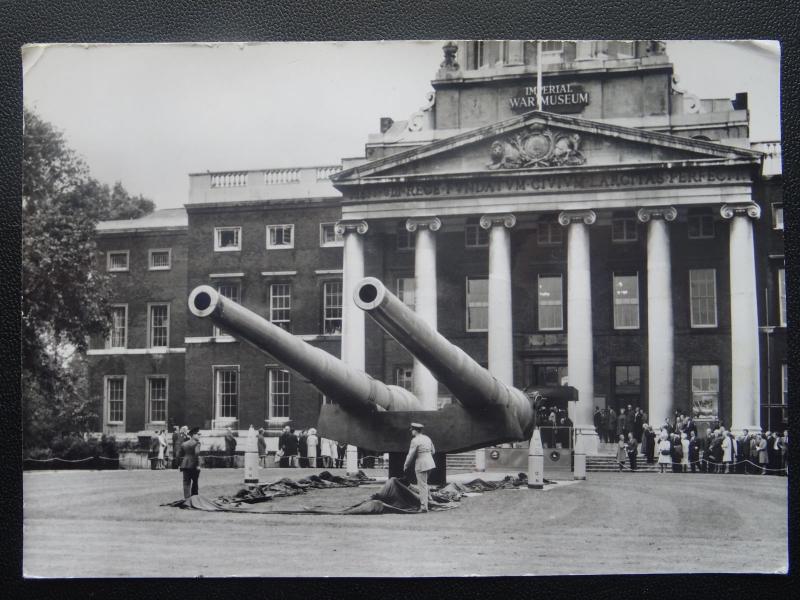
[87,41,785,457]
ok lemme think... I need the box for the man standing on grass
[178,427,202,498]
[224,427,237,468]
[403,422,436,513]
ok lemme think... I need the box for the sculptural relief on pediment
[487,125,587,170]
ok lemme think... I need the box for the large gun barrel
[188,285,422,413]
[353,277,535,435]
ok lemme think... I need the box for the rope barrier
[23,456,121,463]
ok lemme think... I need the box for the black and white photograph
[20,39,787,577]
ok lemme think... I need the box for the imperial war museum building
[87,41,785,458]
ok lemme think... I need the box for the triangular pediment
[332,111,762,185]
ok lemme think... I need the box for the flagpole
[536,40,543,110]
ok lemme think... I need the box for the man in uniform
[403,422,436,513]
[178,427,202,498]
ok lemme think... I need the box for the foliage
[24,434,119,461]
[22,108,155,448]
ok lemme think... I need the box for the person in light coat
[721,432,732,473]
[657,432,672,473]
[306,428,319,469]
[403,422,436,512]
[680,432,690,473]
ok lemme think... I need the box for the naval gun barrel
[188,285,422,413]
[353,277,534,434]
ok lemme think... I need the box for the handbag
[660,449,670,456]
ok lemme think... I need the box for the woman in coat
[756,434,769,474]
[721,432,732,474]
[680,432,690,473]
[626,432,638,472]
[616,434,627,472]
[657,433,672,473]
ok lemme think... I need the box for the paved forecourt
[23,467,788,577]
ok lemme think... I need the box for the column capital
[558,209,596,227]
[479,213,516,230]
[720,203,761,220]
[334,220,369,236]
[637,206,677,223]
[405,216,441,233]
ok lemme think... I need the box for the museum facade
[87,41,786,454]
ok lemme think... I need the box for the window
[267,224,294,249]
[532,365,568,387]
[214,227,241,251]
[397,225,414,251]
[214,283,241,337]
[540,40,564,64]
[395,366,414,391]
[773,203,784,230]
[611,218,638,242]
[320,223,344,247]
[269,283,291,330]
[214,366,239,421]
[107,250,129,272]
[779,268,786,327]
[615,41,635,58]
[268,368,291,420]
[465,220,489,248]
[689,269,718,327]
[396,277,416,310]
[615,365,641,388]
[466,277,489,332]
[782,364,788,405]
[148,304,169,348]
[688,214,715,239]
[323,280,343,334]
[107,305,127,348]
[613,274,640,329]
[691,365,719,420]
[148,249,171,270]
[105,376,126,424]
[147,376,168,424]
[538,275,563,331]
[537,221,563,246]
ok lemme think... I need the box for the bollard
[345,444,359,475]
[243,425,259,486]
[527,428,544,489]
[573,429,586,480]
[474,447,486,472]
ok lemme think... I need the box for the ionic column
[558,209,598,454]
[480,214,517,386]
[335,220,368,474]
[406,217,441,410]
[637,206,677,426]
[721,203,762,434]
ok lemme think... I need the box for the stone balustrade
[210,171,248,188]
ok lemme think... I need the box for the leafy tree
[22,108,154,447]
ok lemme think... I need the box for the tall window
[688,214,715,239]
[395,366,414,391]
[148,304,169,348]
[268,368,291,420]
[689,269,718,327]
[615,365,641,388]
[613,274,640,329]
[537,221,563,246]
[611,217,638,242]
[466,277,489,332]
[147,376,168,423]
[148,249,171,270]
[107,305,127,348]
[396,277,416,309]
[214,226,241,251]
[323,280,343,334]
[782,363,788,405]
[270,283,291,330]
[267,224,294,249]
[107,250,129,272]
[779,268,787,327]
[320,223,344,247]
[691,365,719,420]
[397,225,414,250]
[214,366,239,421]
[105,376,125,424]
[538,275,563,331]
[465,220,489,248]
[214,283,240,337]
[773,203,784,230]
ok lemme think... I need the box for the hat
[188,427,200,436]
[410,422,424,430]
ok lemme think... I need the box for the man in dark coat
[257,428,267,467]
[688,431,700,472]
[171,426,181,469]
[278,425,297,468]
[224,427,237,468]
[606,408,617,445]
[178,427,202,498]
[593,407,602,441]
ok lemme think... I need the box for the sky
[22,40,781,211]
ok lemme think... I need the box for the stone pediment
[331,111,762,185]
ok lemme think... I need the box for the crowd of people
[274,425,345,469]
[599,407,790,475]
[536,404,574,448]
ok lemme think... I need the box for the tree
[22,108,154,447]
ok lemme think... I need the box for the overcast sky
[22,40,780,211]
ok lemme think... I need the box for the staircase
[446,451,477,472]
[586,455,661,473]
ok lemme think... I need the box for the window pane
[395,367,414,391]
[465,223,489,247]
[150,250,170,268]
[216,369,238,419]
[110,306,126,348]
[217,228,239,248]
[109,252,128,270]
[691,365,719,419]
[215,284,240,336]
[466,278,489,331]
[149,305,169,347]
[773,205,784,230]
[779,268,786,326]
[613,274,639,329]
[538,222,562,245]
[690,269,717,327]
[149,378,167,422]
[782,364,788,405]
[268,225,293,247]
[107,378,125,422]
[270,283,291,330]
[324,281,343,334]
[321,223,343,245]
[269,369,291,419]
[538,275,563,330]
